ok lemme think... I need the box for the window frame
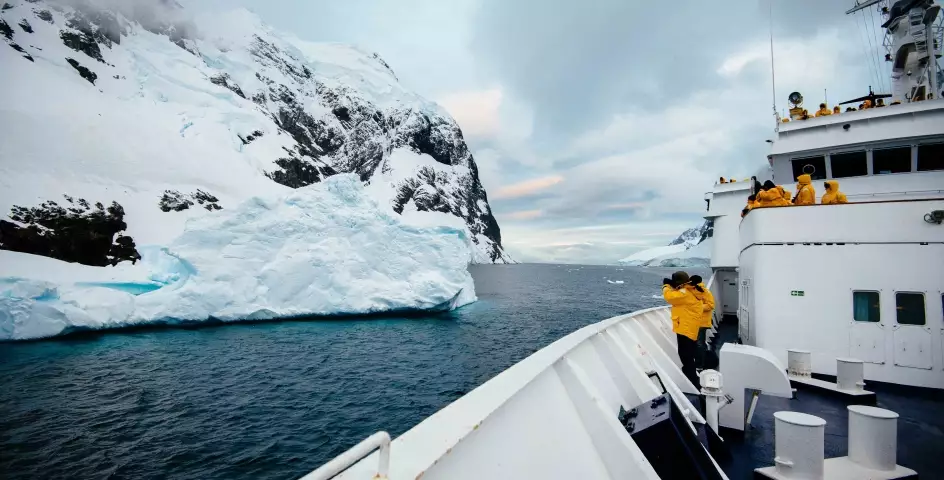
[872,146,913,175]
[791,155,827,181]
[894,291,926,326]
[852,290,881,323]
[916,142,944,172]
[830,150,869,179]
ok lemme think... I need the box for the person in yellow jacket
[662,271,703,387]
[779,186,792,205]
[741,194,757,217]
[755,180,784,207]
[794,174,816,205]
[689,275,715,369]
[821,180,848,204]
[815,103,832,117]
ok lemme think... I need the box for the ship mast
[848,0,943,102]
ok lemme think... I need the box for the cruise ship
[303,1,944,478]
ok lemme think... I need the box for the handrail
[304,305,684,480]
[301,431,390,480]
[742,195,944,217]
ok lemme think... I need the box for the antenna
[825,88,828,106]
[768,0,778,128]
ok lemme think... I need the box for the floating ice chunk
[0,175,475,340]
[606,280,625,285]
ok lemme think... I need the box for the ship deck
[708,318,944,479]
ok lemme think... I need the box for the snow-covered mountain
[667,222,711,249]
[617,220,712,267]
[0,0,510,264]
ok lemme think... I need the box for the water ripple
[0,265,681,479]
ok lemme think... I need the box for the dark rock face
[242,36,506,259]
[0,18,12,39]
[191,190,222,211]
[17,18,31,33]
[266,157,337,189]
[159,190,222,212]
[35,9,52,23]
[66,57,96,84]
[60,30,103,62]
[238,130,263,145]
[159,190,193,212]
[209,73,245,99]
[7,40,33,61]
[0,196,141,266]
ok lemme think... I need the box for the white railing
[304,305,725,480]
[301,431,390,480]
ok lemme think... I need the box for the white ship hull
[303,305,732,480]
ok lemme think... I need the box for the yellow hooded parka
[662,284,704,341]
[794,174,816,205]
[821,180,848,204]
[689,283,715,329]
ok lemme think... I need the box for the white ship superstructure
[706,0,944,390]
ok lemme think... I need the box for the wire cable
[855,11,880,91]
[868,4,888,92]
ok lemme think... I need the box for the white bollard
[773,411,826,479]
[836,357,865,392]
[787,349,812,377]
[848,405,899,471]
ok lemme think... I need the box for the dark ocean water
[0,264,705,480]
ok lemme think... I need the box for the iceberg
[0,175,476,341]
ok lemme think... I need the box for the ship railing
[300,431,391,480]
[309,305,709,480]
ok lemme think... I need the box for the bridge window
[853,291,880,322]
[917,143,944,171]
[830,151,868,178]
[873,146,912,174]
[791,156,826,181]
[895,292,925,326]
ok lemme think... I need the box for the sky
[186,0,892,264]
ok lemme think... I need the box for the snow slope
[617,220,712,267]
[644,237,712,268]
[0,175,476,341]
[0,0,508,262]
[616,244,687,266]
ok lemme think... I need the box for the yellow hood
[825,180,839,193]
[797,174,812,185]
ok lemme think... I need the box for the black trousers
[696,327,709,369]
[677,334,700,390]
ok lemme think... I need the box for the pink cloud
[437,89,503,138]
[494,175,563,199]
[504,209,543,220]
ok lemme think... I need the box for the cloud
[174,0,884,264]
[493,175,564,199]
[438,89,503,138]
[503,209,543,220]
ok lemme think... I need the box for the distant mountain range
[617,220,712,267]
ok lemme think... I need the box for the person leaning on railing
[688,275,714,370]
[822,180,848,204]
[662,271,704,389]
[793,174,816,205]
